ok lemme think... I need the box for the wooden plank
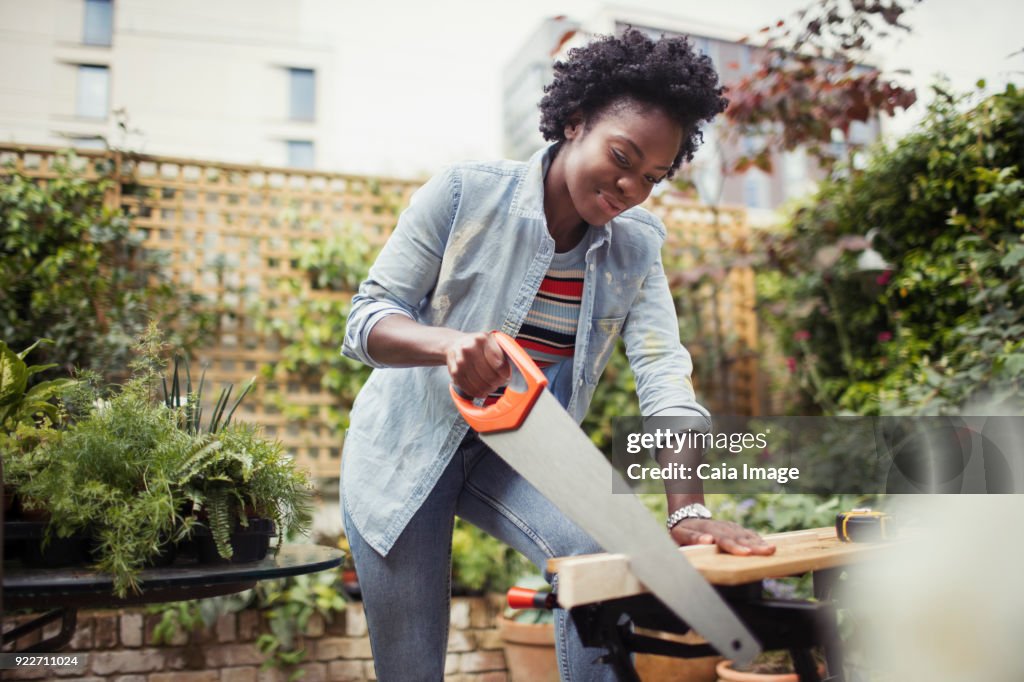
[551,527,892,608]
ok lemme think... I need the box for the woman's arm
[366,316,509,399]
[656,445,775,555]
[620,245,773,555]
[342,168,458,369]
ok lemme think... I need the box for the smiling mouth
[598,191,624,214]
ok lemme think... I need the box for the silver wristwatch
[666,503,712,530]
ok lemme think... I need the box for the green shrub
[760,83,1024,415]
[0,151,211,383]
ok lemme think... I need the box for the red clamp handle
[507,586,556,610]
[449,331,548,434]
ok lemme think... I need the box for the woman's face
[560,102,683,225]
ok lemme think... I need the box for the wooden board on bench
[549,527,891,608]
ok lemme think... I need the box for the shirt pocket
[585,315,626,384]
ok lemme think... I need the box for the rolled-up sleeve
[621,255,712,433]
[342,167,460,368]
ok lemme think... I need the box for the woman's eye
[645,175,658,184]
[612,149,629,166]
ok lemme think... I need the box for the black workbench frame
[569,567,845,682]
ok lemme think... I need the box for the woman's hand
[446,332,510,399]
[670,518,776,556]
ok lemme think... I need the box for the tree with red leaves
[724,0,921,174]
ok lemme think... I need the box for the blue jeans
[342,433,618,681]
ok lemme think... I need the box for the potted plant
[335,533,360,600]
[1,339,75,509]
[716,651,826,681]
[176,421,313,563]
[13,359,202,592]
[497,573,559,682]
[8,327,314,595]
[633,629,723,682]
[161,352,313,562]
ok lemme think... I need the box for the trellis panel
[2,144,760,479]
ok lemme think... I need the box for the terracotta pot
[635,630,723,682]
[497,616,558,682]
[341,569,361,601]
[716,659,825,681]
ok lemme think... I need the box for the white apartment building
[503,6,880,214]
[0,0,338,168]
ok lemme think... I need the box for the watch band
[666,503,713,530]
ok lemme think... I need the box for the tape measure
[836,508,892,542]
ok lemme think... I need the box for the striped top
[486,237,587,404]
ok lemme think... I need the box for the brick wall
[2,596,511,681]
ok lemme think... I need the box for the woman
[341,28,774,681]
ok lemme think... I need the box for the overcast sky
[329,0,1023,177]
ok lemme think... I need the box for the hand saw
[450,332,760,665]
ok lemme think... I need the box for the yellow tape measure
[836,508,892,542]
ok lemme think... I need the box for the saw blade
[477,388,760,665]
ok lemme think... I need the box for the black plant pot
[192,517,275,564]
[5,521,93,568]
[145,537,180,568]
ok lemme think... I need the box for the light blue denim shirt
[341,143,711,556]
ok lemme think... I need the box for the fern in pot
[176,423,313,563]
[164,355,314,563]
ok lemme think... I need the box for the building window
[782,148,809,200]
[67,135,106,150]
[287,140,314,168]
[76,65,109,119]
[83,0,113,46]
[742,171,770,209]
[288,68,315,121]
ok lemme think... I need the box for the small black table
[2,545,344,652]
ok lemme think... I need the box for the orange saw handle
[449,331,548,434]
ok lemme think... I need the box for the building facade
[502,6,880,215]
[0,0,337,168]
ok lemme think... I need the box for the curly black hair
[538,28,728,178]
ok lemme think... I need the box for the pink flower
[876,269,893,286]
[785,357,797,373]
[877,331,893,343]
[793,330,811,342]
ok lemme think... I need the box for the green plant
[0,339,75,432]
[759,82,1024,415]
[17,365,201,596]
[255,569,347,677]
[0,150,212,384]
[148,589,253,644]
[175,423,314,560]
[148,567,347,679]
[1,339,75,486]
[12,326,314,593]
[450,518,535,594]
[162,354,254,435]
[252,229,377,437]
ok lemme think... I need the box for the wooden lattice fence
[648,192,760,417]
[1,144,759,479]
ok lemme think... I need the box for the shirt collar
[509,142,613,248]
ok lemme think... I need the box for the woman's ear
[564,112,585,140]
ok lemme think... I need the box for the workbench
[549,527,888,682]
